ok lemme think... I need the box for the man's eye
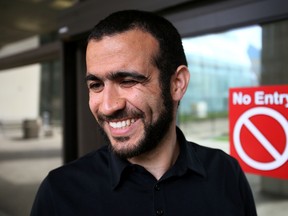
[120,80,138,87]
[88,82,104,92]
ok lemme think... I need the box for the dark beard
[95,89,174,159]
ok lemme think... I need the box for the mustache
[97,109,144,123]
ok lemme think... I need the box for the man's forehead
[87,29,159,52]
[86,29,159,72]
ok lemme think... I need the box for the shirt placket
[153,181,165,216]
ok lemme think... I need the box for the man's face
[86,29,175,159]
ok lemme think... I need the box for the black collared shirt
[31,128,257,216]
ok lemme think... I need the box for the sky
[182,25,262,66]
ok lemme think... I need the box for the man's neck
[128,127,179,180]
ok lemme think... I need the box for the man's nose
[99,85,125,116]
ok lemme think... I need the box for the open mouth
[108,118,136,129]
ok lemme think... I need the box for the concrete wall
[260,19,288,196]
[0,64,41,122]
[0,36,39,58]
[0,36,41,123]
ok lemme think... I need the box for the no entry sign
[229,85,288,179]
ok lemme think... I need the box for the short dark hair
[88,10,187,93]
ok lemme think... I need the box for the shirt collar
[175,127,206,178]
[109,126,206,189]
[109,150,131,190]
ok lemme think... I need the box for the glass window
[178,19,288,150]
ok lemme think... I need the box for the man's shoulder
[187,141,240,171]
[48,145,110,181]
[189,141,230,157]
[34,145,113,208]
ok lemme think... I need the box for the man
[31,10,257,216]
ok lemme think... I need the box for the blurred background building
[0,0,287,215]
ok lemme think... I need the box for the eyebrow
[108,71,148,82]
[85,73,99,82]
[85,71,149,83]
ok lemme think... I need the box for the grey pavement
[0,127,62,216]
[0,124,288,216]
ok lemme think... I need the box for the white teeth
[109,119,136,129]
[110,122,117,128]
[121,121,126,127]
[116,122,122,128]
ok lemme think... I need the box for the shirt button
[156,209,164,215]
[154,184,160,191]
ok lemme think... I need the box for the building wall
[0,37,41,122]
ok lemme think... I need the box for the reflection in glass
[179,26,262,141]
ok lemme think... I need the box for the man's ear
[170,65,190,101]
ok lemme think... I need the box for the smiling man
[85,28,183,179]
[31,10,257,216]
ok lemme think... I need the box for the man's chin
[109,140,144,159]
[109,146,137,159]
[112,136,130,142]
[97,125,143,158]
